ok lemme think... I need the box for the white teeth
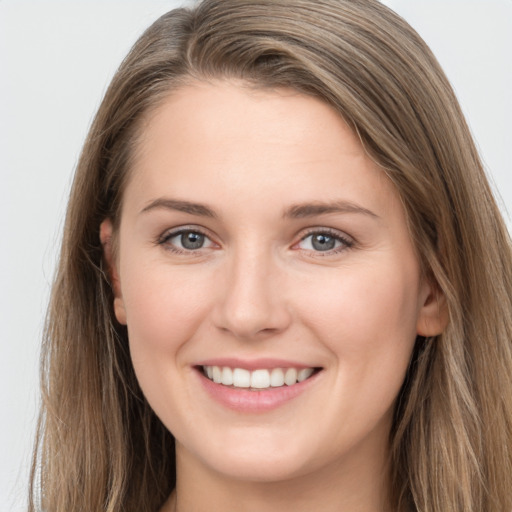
[270,368,285,387]
[298,368,314,382]
[221,367,233,386]
[203,365,316,389]
[212,366,222,384]
[284,368,298,386]
[232,368,251,388]
[251,369,270,389]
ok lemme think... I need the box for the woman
[30,1,512,511]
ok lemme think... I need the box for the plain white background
[0,1,510,510]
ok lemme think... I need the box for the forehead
[124,80,400,221]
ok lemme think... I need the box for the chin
[206,454,311,483]
[188,432,316,483]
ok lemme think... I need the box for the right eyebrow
[140,198,217,218]
[283,200,379,220]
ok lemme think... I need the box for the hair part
[31,1,512,511]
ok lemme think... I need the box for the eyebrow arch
[140,198,217,218]
[284,200,379,219]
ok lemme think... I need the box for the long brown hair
[30,1,512,511]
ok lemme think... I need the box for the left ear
[416,278,449,337]
[100,218,127,325]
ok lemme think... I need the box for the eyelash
[156,226,214,256]
[156,226,354,256]
[296,228,354,257]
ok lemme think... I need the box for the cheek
[300,262,420,439]
[119,257,211,364]
[300,263,419,346]
[118,257,215,426]
[296,259,420,402]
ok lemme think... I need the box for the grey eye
[178,231,205,250]
[160,227,216,253]
[311,233,336,251]
[298,231,348,253]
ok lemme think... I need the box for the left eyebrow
[140,198,217,218]
[283,200,379,219]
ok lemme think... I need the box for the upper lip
[194,357,320,371]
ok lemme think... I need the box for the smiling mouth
[201,365,321,390]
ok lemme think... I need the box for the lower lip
[196,368,321,412]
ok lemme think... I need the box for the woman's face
[103,81,442,484]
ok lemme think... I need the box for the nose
[212,245,292,340]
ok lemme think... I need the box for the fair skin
[101,81,444,512]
